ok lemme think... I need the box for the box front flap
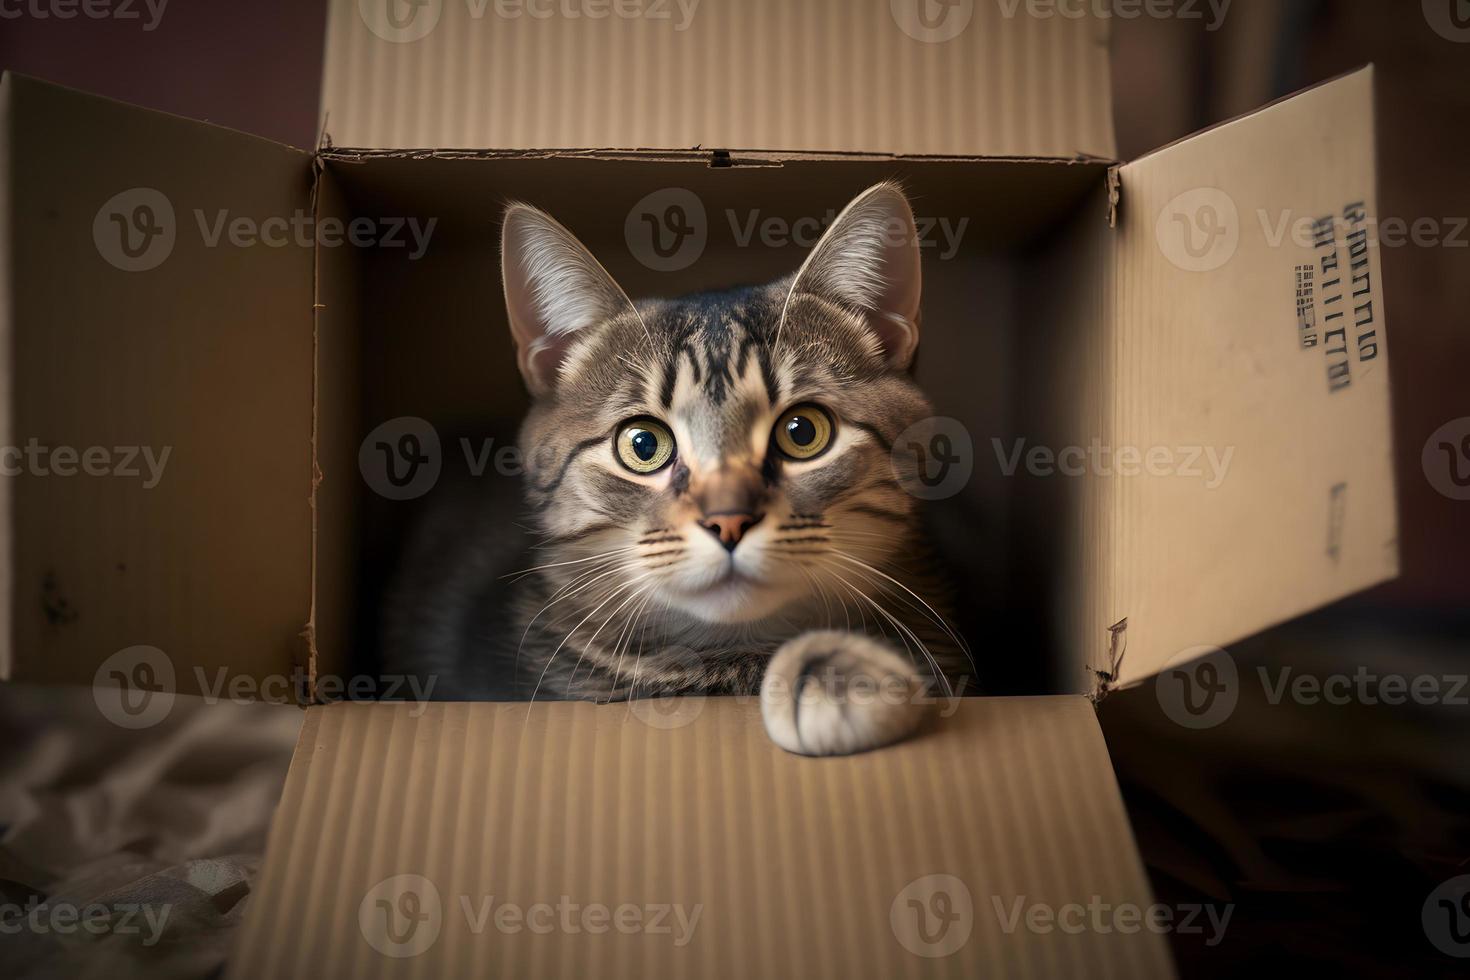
[1103,68,1397,689]
[322,0,1115,159]
[0,75,316,698]
[231,697,1172,978]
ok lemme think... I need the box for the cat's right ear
[784,182,922,370]
[500,203,637,397]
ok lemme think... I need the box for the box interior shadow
[313,154,1112,698]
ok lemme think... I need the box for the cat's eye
[772,404,835,461]
[614,418,676,474]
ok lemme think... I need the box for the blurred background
[1,1,1466,977]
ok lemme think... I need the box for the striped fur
[385,184,973,753]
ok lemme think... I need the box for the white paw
[760,630,931,757]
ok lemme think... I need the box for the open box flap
[230,696,1173,978]
[1096,67,1397,690]
[321,0,1115,159]
[0,74,316,698]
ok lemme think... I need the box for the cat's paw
[760,630,931,756]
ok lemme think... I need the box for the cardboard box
[0,5,1395,975]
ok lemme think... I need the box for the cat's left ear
[787,182,922,369]
[501,202,638,397]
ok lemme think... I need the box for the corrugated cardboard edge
[1087,619,1129,703]
[320,147,1119,167]
[299,153,327,703]
[1106,165,1122,229]
[1127,64,1377,167]
[6,70,314,151]
[0,75,14,681]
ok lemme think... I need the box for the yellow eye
[773,404,835,460]
[615,418,676,474]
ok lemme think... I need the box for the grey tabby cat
[385,182,971,756]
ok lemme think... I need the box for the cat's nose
[698,511,764,552]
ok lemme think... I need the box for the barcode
[1294,263,1318,348]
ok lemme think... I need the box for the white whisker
[830,550,975,672]
[569,581,652,690]
[528,571,658,706]
[821,563,953,699]
[501,546,638,582]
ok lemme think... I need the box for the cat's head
[500,183,931,626]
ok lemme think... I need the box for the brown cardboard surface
[1103,67,1397,688]
[0,74,316,697]
[308,166,363,693]
[230,696,1173,978]
[320,0,1116,159]
[1021,184,1119,695]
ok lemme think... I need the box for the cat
[383,182,972,756]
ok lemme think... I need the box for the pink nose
[699,512,763,551]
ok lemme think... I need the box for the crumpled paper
[0,685,301,980]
